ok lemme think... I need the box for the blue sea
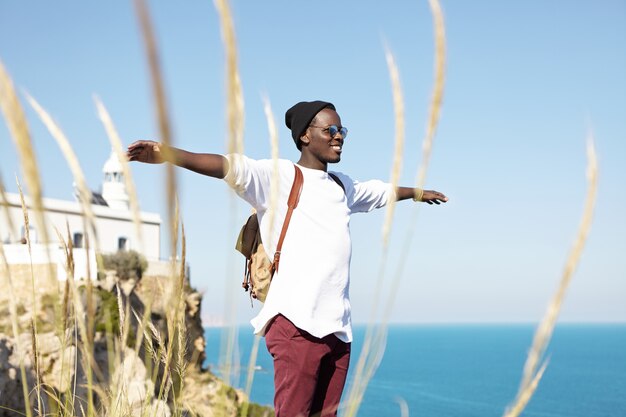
[204,324,626,417]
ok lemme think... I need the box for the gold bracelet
[412,188,424,202]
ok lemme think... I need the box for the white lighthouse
[101,150,129,211]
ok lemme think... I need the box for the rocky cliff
[0,266,273,417]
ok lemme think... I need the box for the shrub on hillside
[101,250,147,281]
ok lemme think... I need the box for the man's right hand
[127,140,165,164]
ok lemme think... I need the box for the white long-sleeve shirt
[224,154,393,343]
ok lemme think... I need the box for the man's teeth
[332,145,342,150]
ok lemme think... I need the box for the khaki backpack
[235,165,303,302]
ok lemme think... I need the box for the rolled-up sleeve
[223,154,272,210]
[349,179,394,213]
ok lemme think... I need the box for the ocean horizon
[204,323,626,417]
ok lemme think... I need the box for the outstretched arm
[127,140,228,179]
[396,187,448,205]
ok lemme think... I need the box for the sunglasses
[309,124,348,139]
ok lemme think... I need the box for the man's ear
[300,134,310,146]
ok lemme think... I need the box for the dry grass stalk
[0,239,33,417]
[347,3,447,415]
[25,93,101,255]
[102,308,118,410]
[395,396,410,417]
[0,60,57,293]
[82,224,98,411]
[16,176,40,329]
[415,0,446,191]
[262,95,280,248]
[504,360,549,417]
[133,0,178,262]
[344,326,388,417]
[381,45,406,248]
[345,45,406,417]
[214,0,246,388]
[57,226,97,416]
[503,138,598,417]
[170,195,181,296]
[0,172,17,240]
[241,335,262,417]
[115,282,126,346]
[132,278,160,362]
[173,222,188,404]
[115,283,128,347]
[215,0,245,155]
[29,319,44,416]
[132,309,164,366]
[62,222,76,277]
[56,224,74,332]
[157,200,183,402]
[237,96,280,414]
[83,227,96,361]
[57,225,79,413]
[147,319,168,365]
[94,96,144,254]
[41,385,73,417]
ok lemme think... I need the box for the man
[128,100,447,417]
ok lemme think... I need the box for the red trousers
[265,314,351,417]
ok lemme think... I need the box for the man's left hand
[421,190,448,205]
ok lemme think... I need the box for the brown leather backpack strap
[271,164,303,275]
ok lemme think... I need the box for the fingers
[422,190,448,205]
[127,140,154,161]
[127,140,153,151]
[127,146,149,162]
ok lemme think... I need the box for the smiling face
[298,108,345,171]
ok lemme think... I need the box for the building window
[73,232,84,248]
[118,237,129,251]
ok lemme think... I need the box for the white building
[0,151,162,280]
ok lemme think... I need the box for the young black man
[128,100,447,417]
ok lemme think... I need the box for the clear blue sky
[1,1,624,325]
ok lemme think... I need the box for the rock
[0,334,36,415]
[47,345,76,392]
[146,399,171,417]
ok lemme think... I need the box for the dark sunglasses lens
[329,125,348,138]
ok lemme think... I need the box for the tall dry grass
[94,96,144,254]
[0,1,602,416]
[343,44,406,417]
[503,137,598,417]
[16,174,46,416]
[133,0,177,260]
[345,1,446,415]
[381,45,406,249]
[0,59,60,321]
[25,93,100,254]
[214,0,247,390]
[0,180,32,417]
[262,95,281,249]
[238,96,281,417]
[214,0,245,156]
[1,14,192,414]
[132,1,194,410]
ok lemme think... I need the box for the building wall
[2,243,97,281]
[0,263,59,318]
[1,193,161,261]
